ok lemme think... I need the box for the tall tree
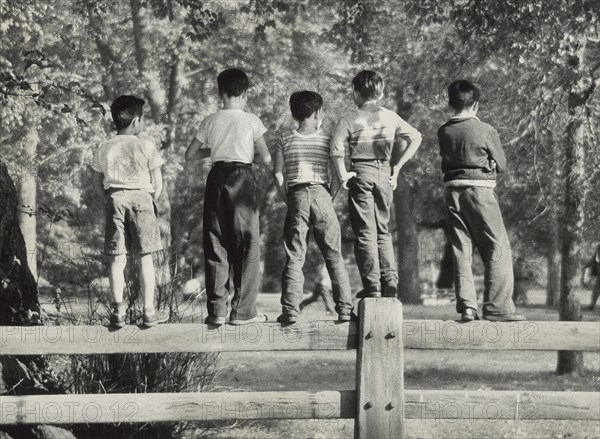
[409,0,600,375]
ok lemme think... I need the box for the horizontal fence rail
[0,390,598,425]
[1,299,598,438]
[0,320,598,355]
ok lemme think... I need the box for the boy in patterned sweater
[331,70,422,298]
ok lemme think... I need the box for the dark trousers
[281,184,353,317]
[445,186,515,316]
[349,160,397,293]
[203,163,260,320]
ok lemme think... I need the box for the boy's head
[447,80,480,112]
[289,91,323,122]
[110,95,145,132]
[352,70,384,103]
[217,68,249,98]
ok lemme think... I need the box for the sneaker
[482,313,526,322]
[205,315,226,326]
[356,290,382,299]
[382,284,397,298]
[461,308,479,322]
[229,314,268,325]
[276,314,297,325]
[110,302,126,329]
[142,308,169,328]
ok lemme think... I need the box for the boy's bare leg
[109,255,127,304]
[139,253,155,310]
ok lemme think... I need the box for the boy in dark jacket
[438,80,524,322]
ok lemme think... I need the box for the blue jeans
[281,184,353,317]
[349,160,398,293]
[445,186,516,316]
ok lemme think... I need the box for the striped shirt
[276,129,331,188]
[330,104,421,160]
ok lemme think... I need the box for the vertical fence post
[355,298,404,439]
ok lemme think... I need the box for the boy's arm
[150,167,163,201]
[389,121,422,189]
[185,138,211,162]
[329,163,341,200]
[330,118,356,187]
[254,135,272,164]
[487,128,507,173]
[272,148,287,204]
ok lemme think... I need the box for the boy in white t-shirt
[186,68,271,326]
[91,95,166,328]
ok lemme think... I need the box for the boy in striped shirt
[273,91,353,325]
[331,70,422,298]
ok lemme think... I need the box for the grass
[38,286,600,438]
[207,288,600,439]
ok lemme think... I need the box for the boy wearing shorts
[92,95,165,328]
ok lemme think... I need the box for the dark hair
[447,80,481,112]
[289,91,323,121]
[217,68,249,97]
[352,70,383,100]
[110,95,145,130]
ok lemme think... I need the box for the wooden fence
[0,298,598,438]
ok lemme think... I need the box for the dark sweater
[437,116,507,182]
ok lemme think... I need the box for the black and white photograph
[0,0,599,438]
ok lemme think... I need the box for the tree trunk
[546,207,561,307]
[556,85,593,375]
[130,0,165,123]
[0,160,71,438]
[0,161,39,324]
[394,92,421,303]
[394,177,421,303]
[129,0,173,307]
[546,135,562,307]
[16,118,38,279]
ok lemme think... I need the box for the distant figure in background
[512,256,531,306]
[583,244,600,310]
[300,263,336,315]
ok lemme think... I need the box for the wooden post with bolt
[355,298,404,439]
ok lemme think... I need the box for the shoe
[110,302,126,329]
[461,308,479,322]
[356,290,382,299]
[586,305,596,311]
[205,315,226,326]
[382,284,397,298]
[276,314,297,325]
[482,313,526,322]
[110,313,125,329]
[229,314,268,325]
[338,312,357,322]
[142,308,169,328]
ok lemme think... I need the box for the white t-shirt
[91,135,164,191]
[195,109,267,163]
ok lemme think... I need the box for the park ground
[208,288,600,439]
[39,285,600,439]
